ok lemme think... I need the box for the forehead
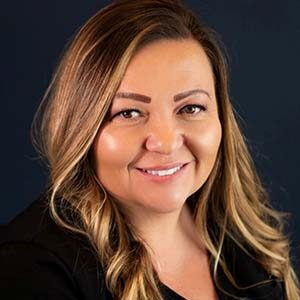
[117,38,215,99]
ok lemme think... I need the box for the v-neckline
[159,281,186,299]
[159,280,223,300]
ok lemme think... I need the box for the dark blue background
[1,0,299,273]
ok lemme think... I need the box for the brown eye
[113,109,141,120]
[179,104,206,115]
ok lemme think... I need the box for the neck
[122,202,205,272]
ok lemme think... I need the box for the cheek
[93,127,139,169]
[189,119,222,161]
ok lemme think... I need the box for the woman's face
[93,39,222,217]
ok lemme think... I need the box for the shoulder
[0,193,112,300]
[215,237,285,300]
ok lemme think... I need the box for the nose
[144,120,184,154]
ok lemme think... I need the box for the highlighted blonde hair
[31,0,299,299]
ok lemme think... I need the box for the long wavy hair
[31,0,299,299]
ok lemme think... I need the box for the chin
[141,197,187,214]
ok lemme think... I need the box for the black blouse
[0,194,284,300]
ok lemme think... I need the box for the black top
[0,194,284,300]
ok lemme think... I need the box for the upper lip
[135,162,188,171]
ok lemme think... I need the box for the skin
[93,38,221,299]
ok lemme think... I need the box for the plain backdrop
[1,0,299,272]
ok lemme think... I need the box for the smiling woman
[93,39,222,224]
[0,0,299,300]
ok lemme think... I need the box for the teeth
[142,165,182,176]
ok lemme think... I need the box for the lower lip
[134,163,188,183]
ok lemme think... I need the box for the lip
[135,162,187,171]
[134,163,189,183]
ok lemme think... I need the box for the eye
[179,104,206,115]
[112,108,142,120]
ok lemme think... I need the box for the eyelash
[112,104,207,120]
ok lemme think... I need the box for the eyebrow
[114,88,211,103]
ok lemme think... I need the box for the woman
[0,0,299,299]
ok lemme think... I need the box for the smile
[135,163,189,183]
[140,165,184,176]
